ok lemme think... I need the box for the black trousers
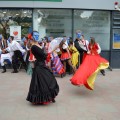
[79,51,84,64]
[12,50,26,71]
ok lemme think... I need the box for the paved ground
[0,69,120,120]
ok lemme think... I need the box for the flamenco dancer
[26,31,59,105]
[59,37,76,75]
[70,37,109,90]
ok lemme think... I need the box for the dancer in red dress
[70,37,109,90]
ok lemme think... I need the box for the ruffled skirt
[61,52,71,61]
[70,54,109,90]
[26,61,59,103]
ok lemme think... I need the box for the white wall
[0,0,119,10]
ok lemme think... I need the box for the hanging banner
[0,0,62,1]
[10,26,21,41]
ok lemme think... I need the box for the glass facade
[0,9,32,39]
[33,9,72,38]
[74,10,110,50]
[0,9,110,50]
[1,8,120,68]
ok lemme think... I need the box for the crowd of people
[0,30,110,105]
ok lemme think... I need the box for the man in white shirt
[6,36,26,73]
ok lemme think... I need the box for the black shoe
[100,70,105,76]
[108,67,112,71]
[61,73,64,78]
[102,72,105,76]
[1,66,6,73]
[11,70,18,73]
[52,99,56,103]
[1,70,6,73]
[63,73,66,77]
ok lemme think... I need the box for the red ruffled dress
[70,43,109,90]
[60,44,71,61]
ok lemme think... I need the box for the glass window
[33,9,72,38]
[0,9,32,39]
[74,10,110,50]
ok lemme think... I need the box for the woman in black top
[26,31,59,105]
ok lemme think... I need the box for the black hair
[90,37,96,45]
[10,36,14,40]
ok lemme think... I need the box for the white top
[78,39,89,51]
[62,44,68,49]
[48,37,63,53]
[7,40,25,54]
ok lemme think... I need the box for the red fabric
[60,52,71,61]
[28,33,32,40]
[88,43,99,55]
[46,53,51,63]
[82,52,87,62]
[29,50,36,61]
[70,54,108,90]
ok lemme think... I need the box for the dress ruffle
[70,54,109,90]
[26,89,58,103]
[26,61,59,103]
[61,52,71,61]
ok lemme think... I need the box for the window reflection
[33,9,72,38]
[0,9,32,38]
[74,10,110,50]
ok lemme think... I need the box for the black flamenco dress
[26,45,59,104]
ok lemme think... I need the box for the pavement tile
[0,69,120,120]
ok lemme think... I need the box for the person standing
[26,31,59,105]
[69,39,79,70]
[80,35,106,76]
[70,37,109,90]
[78,34,89,62]
[74,30,87,65]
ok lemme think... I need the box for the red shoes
[42,102,50,105]
[32,99,55,105]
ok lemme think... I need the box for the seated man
[0,52,12,73]
[5,36,27,73]
[0,34,12,73]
